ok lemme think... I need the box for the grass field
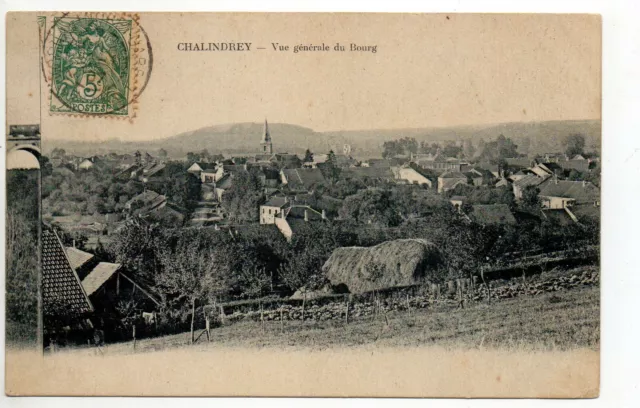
[85,283,599,355]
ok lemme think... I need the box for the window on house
[269,209,271,215]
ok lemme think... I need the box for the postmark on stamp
[39,13,153,120]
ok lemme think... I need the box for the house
[302,153,327,168]
[260,197,289,224]
[494,177,512,188]
[450,195,467,211]
[464,167,495,186]
[508,169,530,183]
[540,153,569,163]
[468,204,517,226]
[125,190,167,214]
[200,165,225,183]
[273,153,302,169]
[512,174,551,200]
[437,171,468,194]
[78,157,97,170]
[280,168,326,191]
[212,174,234,201]
[530,162,563,178]
[114,164,142,181]
[223,164,248,174]
[504,157,532,170]
[340,166,396,183]
[413,153,469,172]
[189,201,223,227]
[558,158,590,173]
[273,204,327,241]
[391,165,433,187]
[473,162,500,178]
[141,163,166,183]
[188,161,217,176]
[538,179,600,209]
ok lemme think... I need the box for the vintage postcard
[5,12,601,397]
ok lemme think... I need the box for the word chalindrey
[177,42,378,53]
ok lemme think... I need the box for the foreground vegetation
[77,275,598,354]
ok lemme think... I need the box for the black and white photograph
[3,10,610,398]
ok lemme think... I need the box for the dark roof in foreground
[43,226,93,315]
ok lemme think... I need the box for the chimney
[281,210,285,219]
[554,174,558,184]
[582,180,587,187]
[321,209,326,220]
[72,239,76,248]
[304,209,309,222]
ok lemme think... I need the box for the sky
[6,13,601,142]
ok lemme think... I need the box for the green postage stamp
[51,17,132,115]
[42,13,152,118]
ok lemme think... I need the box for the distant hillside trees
[382,137,418,158]
[477,134,520,163]
[563,133,586,157]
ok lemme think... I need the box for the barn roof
[42,226,93,315]
[65,247,95,271]
[82,263,121,296]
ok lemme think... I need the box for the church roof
[262,119,271,143]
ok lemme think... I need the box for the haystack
[323,238,443,294]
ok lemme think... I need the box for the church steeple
[260,118,273,154]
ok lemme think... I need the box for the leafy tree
[563,133,586,158]
[220,170,264,223]
[303,149,314,163]
[156,233,232,343]
[478,134,519,163]
[107,220,161,285]
[51,148,66,157]
[443,144,463,158]
[186,152,200,164]
[339,188,402,227]
[520,185,541,213]
[462,139,475,158]
[382,137,418,158]
[320,150,341,184]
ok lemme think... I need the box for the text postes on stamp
[40,13,153,120]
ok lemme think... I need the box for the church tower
[260,118,273,154]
